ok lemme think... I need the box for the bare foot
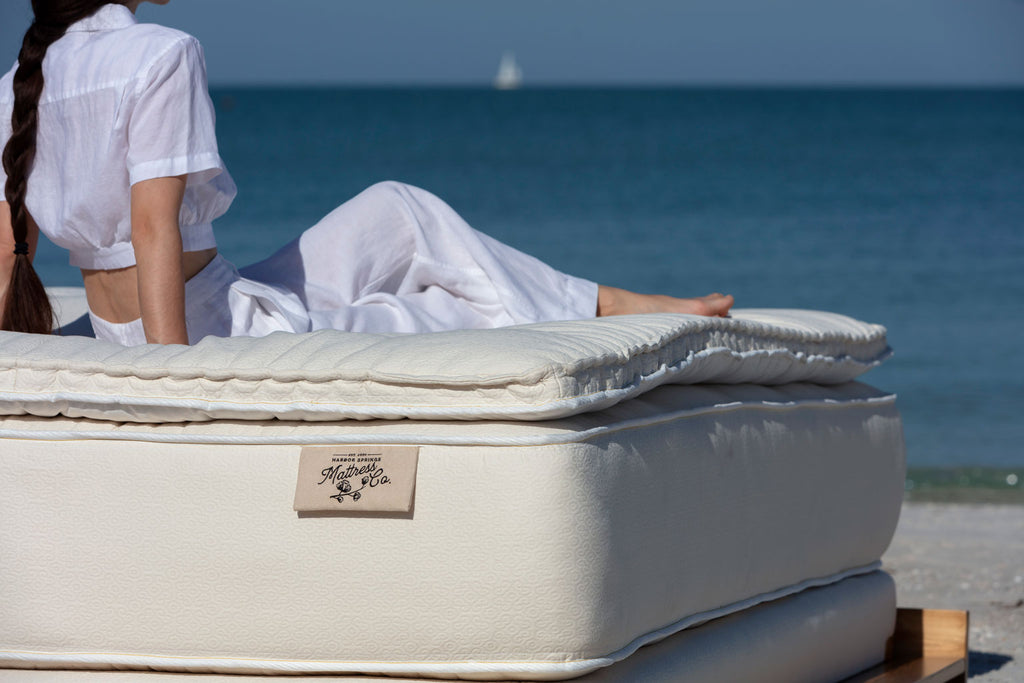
[597,286,734,318]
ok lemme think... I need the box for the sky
[2,0,1024,87]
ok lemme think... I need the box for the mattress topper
[0,308,890,423]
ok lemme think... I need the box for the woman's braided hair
[2,1,122,333]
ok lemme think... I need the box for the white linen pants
[90,182,599,346]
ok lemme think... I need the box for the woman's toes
[703,293,734,317]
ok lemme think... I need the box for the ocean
[32,88,1024,474]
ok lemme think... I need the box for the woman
[1,0,734,346]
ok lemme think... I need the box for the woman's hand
[130,175,189,345]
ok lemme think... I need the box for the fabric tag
[294,446,419,513]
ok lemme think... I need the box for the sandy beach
[882,502,1024,682]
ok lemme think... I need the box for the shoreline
[903,467,1023,505]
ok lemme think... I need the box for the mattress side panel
[0,383,905,674]
[571,387,904,656]
[578,570,897,683]
[0,438,606,665]
[0,572,898,683]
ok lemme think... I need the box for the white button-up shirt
[0,3,235,270]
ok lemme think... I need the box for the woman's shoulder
[1,20,205,107]
[42,21,207,100]
[124,20,201,53]
[104,21,206,77]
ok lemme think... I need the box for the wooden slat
[841,608,969,683]
[841,656,965,683]
[889,609,969,661]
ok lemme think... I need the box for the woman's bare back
[82,247,218,324]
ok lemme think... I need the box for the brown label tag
[294,446,419,513]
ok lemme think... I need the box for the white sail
[494,51,523,90]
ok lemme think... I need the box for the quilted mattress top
[0,303,889,423]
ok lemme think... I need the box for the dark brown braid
[2,1,124,333]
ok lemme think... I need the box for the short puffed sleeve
[126,36,226,187]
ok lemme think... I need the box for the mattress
[3,308,890,423]
[0,381,905,680]
[0,571,898,683]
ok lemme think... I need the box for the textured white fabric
[86,181,600,345]
[48,287,89,331]
[574,571,897,683]
[0,383,906,679]
[0,572,897,683]
[0,4,232,269]
[10,306,889,422]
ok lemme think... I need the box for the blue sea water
[34,88,1024,469]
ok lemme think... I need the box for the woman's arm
[130,175,189,345]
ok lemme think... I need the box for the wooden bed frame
[842,609,969,683]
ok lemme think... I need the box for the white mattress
[0,382,905,680]
[0,571,897,683]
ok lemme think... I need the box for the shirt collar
[65,4,138,33]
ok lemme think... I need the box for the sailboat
[494,52,523,90]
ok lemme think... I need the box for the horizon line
[206,81,1024,91]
